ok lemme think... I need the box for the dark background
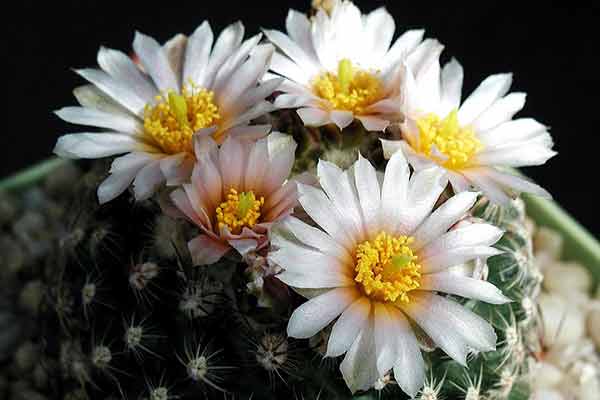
[4,1,599,235]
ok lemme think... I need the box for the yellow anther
[312,59,383,114]
[143,83,221,154]
[413,109,483,170]
[354,232,421,303]
[216,188,264,234]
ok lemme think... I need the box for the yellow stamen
[312,59,383,115]
[413,109,483,170]
[216,188,264,234]
[354,232,421,303]
[143,83,221,154]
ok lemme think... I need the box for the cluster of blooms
[53,0,556,396]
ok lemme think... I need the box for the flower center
[143,83,221,154]
[413,109,483,170]
[216,188,264,234]
[354,232,421,303]
[312,59,384,114]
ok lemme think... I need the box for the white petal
[269,53,312,84]
[159,153,193,186]
[475,144,557,167]
[381,148,410,232]
[219,101,275,134]
[397,166,447,235]
[461,168,513,205]
[457,73,512,125]
[132,158,165,200]
[228,77,284,116]
[478,118,549,149]
[297,107,331,126]
[200,21,245,89]
[471,92,526,132]
[268,241,349,278]
[419,223,504,260]
[285,9,317,59]
[439,58,463,116]
[481,168,551,199]
[373,302,398,375]
[97,152,157,204]
[357,116,390,132]
[55,107,142,134]
[413,191,479,250]
[406,39,444,79]
[73,84,131,116]
[330,110,354,129]
[380,138,403,159]
[317,160,364,241]
[363,7,395,61]
[163,33,186,79]
[388,306,425,397]
[382,29,425,73]
[276,270,354,289]
[133,31,179,92]
[76,69,147,116]
[420,272,511,304]
[183,21,214,85]
[212,33,263,94]
[326,297,371,357]
[54,133,152,159]
[263,29,319,75]
[354,154,381,236]
[97,46,156,102]
[340,314,379,393]
[287,287,358,339]
[420,245,503,273]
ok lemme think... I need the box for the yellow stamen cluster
[414,109,483,170]
[354,232,421,303]
[312,59,383,115]
[143,84,221,154]
[216,188,264,234]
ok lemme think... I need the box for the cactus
[0,122,546,400]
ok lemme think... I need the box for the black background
[4,1,599,235]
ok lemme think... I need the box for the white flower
[54,22,280,203]
[264,0,437,131]
[269,150,509,395]
[382,56,556,205]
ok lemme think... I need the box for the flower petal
[133,31,179,92]
[287,287,359,339]
[418,223,503,260]
[183,21,214,85]
[439,58,463,116]
[340,313,379,393]
[471,92,526,132]
[420,272,511,304]
[188,235,230,265]
[354,154,381,236]
[356,116,390,132]
[54,133,153,159]
[420,245,503,274]
[201,21,245,89]
[381,148,410,232]
[330,110,354,129]
[481,168,551,199]
[457,73,512,125]
[326,297,371,357]
[373,302,398,375]
[55,107,142,135]
[132,158,165,201]
[297,107,331,126]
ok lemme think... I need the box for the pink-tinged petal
[224,124,271,141]
[218,136,248,191]
[357,116,390,132]
[262,180,298,222]
[297,107,331,127]
[273,93,316,109]
[133,31,179,92]
[54,133,155,159]
[373,302,397,375]
[420,272,511,304]
[228,238,258,257]
[387,306,425,397]
[413,191,479,250]
[401,292,497,357]
[183,21,214,86]
[262,132,297,194]
[287,287,359,338]
[340,314,379,393]
[457,73,513,125]
[420,245,503,274]
[97,46,157,102]
[418,223,503,260]
[133,159,165,201]
[188,235,230,265]
[244,137,269,194]
[182,183,213,230]
[329,110,354,130]
[160,153,193,186]
[170,187,206,228]
[75,69,147,116]
[326,297,371,357]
